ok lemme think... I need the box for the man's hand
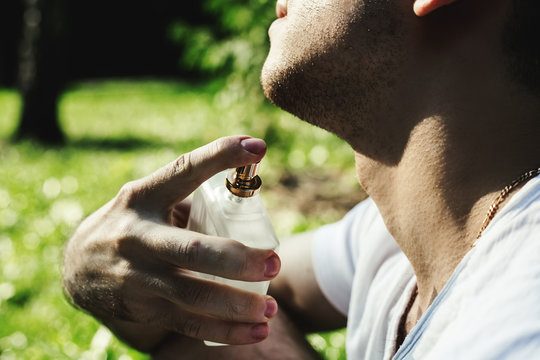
[62,136,281,351]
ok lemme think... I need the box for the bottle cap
[226,163,262,197]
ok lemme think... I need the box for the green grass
[0,80,360,359]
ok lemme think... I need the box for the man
[63,0,540,358]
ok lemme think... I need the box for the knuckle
[202,241,243,277]
[181,282,212,308]
[176,239,201,265]
[176,318,203,338]
[116,180,142,207]
[111,216,140,254]
[226,242,249,277]
[210,138,224,156]
[113,232,132,254]
[238,249,251,276]
[209,242,249,279]
[224,301,243,321]
[224,295,255,321]
[223,325,236,343]
[172,153,192,178]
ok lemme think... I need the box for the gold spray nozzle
[226,163,262,197]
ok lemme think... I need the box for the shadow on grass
[67,137,163,150]
[0,136,159,150]
[65,136,203,152]
[1,135,206,153]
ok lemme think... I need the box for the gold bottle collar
[226,163,262,198]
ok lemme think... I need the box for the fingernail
[241,138,267,155]
[264,255,280,278]
[265,298,278,318]
[251,323,269,340]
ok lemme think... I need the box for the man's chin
[261,64,295,118]
[261,64,330,137]
[260,56,280,105]
[260,51,358,144]
[260,55,302,116]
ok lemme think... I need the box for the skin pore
[263,0,540,336]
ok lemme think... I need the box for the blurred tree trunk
[0,2,23,87]
[16,0,66,143]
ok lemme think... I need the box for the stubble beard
[260,3,405,153]
[261,49,373,145]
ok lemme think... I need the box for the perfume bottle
[187,163,280,345]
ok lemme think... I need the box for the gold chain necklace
[476,167,540,239]
[397,167,539,347]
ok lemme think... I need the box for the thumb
[128,135,266,213]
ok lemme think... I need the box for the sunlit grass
[0,80,358,359]
[0,90,21,139]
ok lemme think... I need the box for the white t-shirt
[312,175,540,359]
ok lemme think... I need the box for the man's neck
[355,111,540,309]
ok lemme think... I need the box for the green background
[0,79,365,359]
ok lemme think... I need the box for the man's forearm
[151,309,323,360]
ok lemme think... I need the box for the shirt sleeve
[311,198,398,316]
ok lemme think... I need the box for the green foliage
[0,81,354,359]
[170,0,274,75]
[169,0,276,110]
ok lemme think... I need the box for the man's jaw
[276,0,288,18]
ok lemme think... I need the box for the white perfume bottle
[187,163,280,346]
